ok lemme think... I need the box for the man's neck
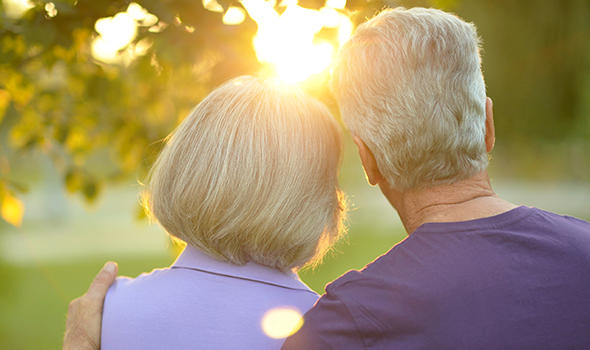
[381,171,518,234]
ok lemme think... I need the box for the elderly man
[65,7,590,350]
[281,7,590,349]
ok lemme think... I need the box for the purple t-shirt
[283,206,590,349]
[102,245,318,349]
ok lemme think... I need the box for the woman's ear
[352,136,384,186]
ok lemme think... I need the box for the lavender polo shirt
[101,245,318,349]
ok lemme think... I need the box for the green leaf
[64,168,84,193]
[81,178,101,203]
[1,191,24,227]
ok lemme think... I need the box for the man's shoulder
[530,206,590,228]
[325,235,423,296]
[281,271,367,350]
[282,253,422,350]
[325,262,391,296]
[512,206,590,249]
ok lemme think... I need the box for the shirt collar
[172,245,316,294]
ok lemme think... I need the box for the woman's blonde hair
[145,76,346,271]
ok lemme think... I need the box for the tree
[1,0,589,226]
[0,0,262,226]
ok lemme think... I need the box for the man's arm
[63,261,118,350]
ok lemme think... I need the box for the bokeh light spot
[44,2,57,18]
[223,6,247,26]
[91,3,158,64]
[127,2,158,26]
[1,193,24,227]
[261,307,304,339]
[2,0,34,19]
[203,0,224,13]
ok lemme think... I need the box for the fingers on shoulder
[86,262,118,300]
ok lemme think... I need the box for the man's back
[283,206,590,349]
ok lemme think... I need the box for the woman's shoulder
[100,265,318,349]
[106,267,170,299]
[102,267,175,320]
[100,267,179,349]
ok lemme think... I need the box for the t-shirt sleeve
[281,286,365,350]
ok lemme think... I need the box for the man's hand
[63,261,118,350]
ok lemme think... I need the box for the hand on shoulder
[63,262,118,350]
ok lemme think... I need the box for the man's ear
[352,136,384,186]
[485,97,495,153]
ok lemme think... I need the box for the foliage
[0,0,589,226]
[0,0,264,225]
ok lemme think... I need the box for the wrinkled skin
[63,262,118,350]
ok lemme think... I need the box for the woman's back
[101,77,345,349]
[101,245,318,350]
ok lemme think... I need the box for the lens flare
[240,0,352,83]
[202,0,224,13]
[91,3,157,64]
[223,6,247,25]
[93,12,137,60]
[2,0,34,19]
[261,307,304,339]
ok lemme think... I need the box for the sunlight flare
[91,3,157,64]
[240,0,353,83]
[203,0,224,13]
[2,0,34,19]
[261,307,304,339]
[223,6,247,25]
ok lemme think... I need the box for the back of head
[332,7,488,190]
[146,76,345,271]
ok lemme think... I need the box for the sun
[241,0,353,83]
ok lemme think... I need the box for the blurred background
[0,0,589,348]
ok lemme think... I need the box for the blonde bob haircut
[145,76,346,271]
[332,7,488,190]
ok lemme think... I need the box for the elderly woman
[100,76,346,349]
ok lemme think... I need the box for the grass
[0,256,173,349]
[0,226,405,349]
[2,172,588,349]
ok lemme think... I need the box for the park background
[0,0,589,348]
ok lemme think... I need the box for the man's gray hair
[332,7,488,190]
